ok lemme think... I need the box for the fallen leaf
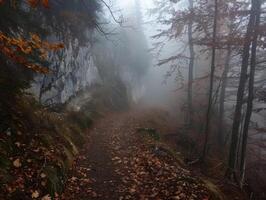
[41,0,49,8]
[15,142,21,147]
[40,173,46,178]
[32,190,39,198]
[92,191,97,197]
[112,156,120,161]
[129,188,136,194]
[41,194,51,200]
[41,181,46,186]
[13,159,22,168]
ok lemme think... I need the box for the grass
[202,179,225,200]
[0,95,95,199]
[134,109,226,200]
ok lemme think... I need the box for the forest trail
[62,110,214,200]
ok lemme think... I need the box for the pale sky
[117,0,154,13]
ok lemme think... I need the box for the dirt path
[62,111,215,200]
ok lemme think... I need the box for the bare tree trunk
[226,0,258,181]
[39,75,47,103]
[201,0,218,161]
[240,0,261,186]
[187,0,195,126]
[218,46,232,146]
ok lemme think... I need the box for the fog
[113,0,184,114]
[1,0,265,199]
[103,2,266,197]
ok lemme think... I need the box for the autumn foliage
[0,32,64,73]
[28,0,49,8]
[0,0,49,8]
[0,0,63,73]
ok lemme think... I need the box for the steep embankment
[0,97,93,200]
[62,110,224,200]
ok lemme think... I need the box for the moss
[0,96,93,198]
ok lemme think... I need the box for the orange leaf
[28,0,38,8]
[41,0,49,8]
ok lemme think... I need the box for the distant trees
[151,0,228,156]
[152,0,266,190]
[151,0,197,125]
[226,0,262,184]
[91,0,150,108]
[187,0,195,126]
[218,44,232,146]
[201,0,218,161]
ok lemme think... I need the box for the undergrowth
[135,109,226,200]
[0,96,93,199]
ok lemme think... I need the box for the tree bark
[218,45,232,146]
[226,0,258,180]
[201,0,218,161]
[187,0,195,126]
[240,0,261,186]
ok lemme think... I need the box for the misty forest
[1,0,266,199]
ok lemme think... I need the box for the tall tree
[218,45,232,146]
[239,0,261,186]
[226,0,259,181]
[187,0,195,126]
[201,0,218,161]
[151,0,198,125]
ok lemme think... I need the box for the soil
[62,110,213,200]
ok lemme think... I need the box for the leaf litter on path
[62,111,216,200]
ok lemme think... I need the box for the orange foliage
[28,0,49,8]
[27,0,39,8]
[0,0,63,73]
[41,0,49,8]
[0,0,49,8]
[0,32,64,73]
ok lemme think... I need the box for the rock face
[31,2,151,109]
[56,41,100,103]
[32,38,101,105]
[32,27,150,109]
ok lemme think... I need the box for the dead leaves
[0,109,83,199]
[40,173,46,178]
[13,158,22,168]
[104,114,211,200]
[34,112,212,199]
[62,161,96,199]
[112,156,123,164]
[41,194,52,200]
[31,190,40,198]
